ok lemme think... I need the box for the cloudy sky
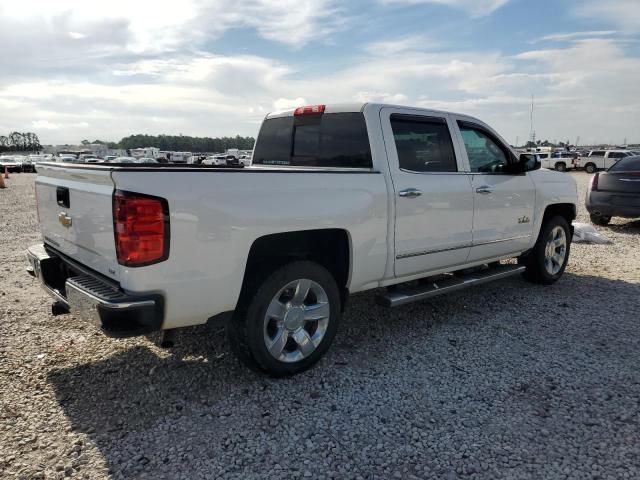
[0,0,639,145]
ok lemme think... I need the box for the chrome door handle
[398,188,422,198]
[475,186,493,194]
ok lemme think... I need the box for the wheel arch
[239,229,352,310]
[542,203,576,237]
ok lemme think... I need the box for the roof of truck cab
[265,102,469,119]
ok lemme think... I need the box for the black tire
[590,213,611,226]
[227,261,341,377]
[555,163,566,172]
[584,163,597,174]
[518,215,571,285]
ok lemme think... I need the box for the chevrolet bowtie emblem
[58,212,72,228]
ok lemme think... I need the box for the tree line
[113,134,255,153]
[0,132,42,153]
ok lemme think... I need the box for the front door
[381,108,474,277]
[453,119,536,261]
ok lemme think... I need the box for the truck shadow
[47,271,640,478]
[604,218,640,233]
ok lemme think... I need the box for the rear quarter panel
[111,170,389,328]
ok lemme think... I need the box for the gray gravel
[1,172,639,480]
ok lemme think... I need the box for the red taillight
[294,104,325,116]
[591,172,599,191]
[113,190,169,267]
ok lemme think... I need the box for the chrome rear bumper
[26,244,163,337]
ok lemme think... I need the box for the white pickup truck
[27,103,578,376]
[579,149,634,173]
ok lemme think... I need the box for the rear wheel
[519,215,571,284]
[555,162,566,172]
[584,163,597,174]
[590,213,611,226]
[227,261,341,377]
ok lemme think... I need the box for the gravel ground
[1,172,639,480]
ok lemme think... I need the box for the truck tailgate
[35,164,120,280]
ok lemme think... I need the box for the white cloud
[0,0,344,52]
[574,0,640,31]
[365,35,439,55]
[535,30,617,42]
[379,0,510,17]
[273,98,308,110]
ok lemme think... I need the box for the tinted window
[609,152,625,159]
[253,113,372,168]
[609,156,640,171]
[252,117,293,166]
[590,151,605,157]
[390,115,457,172]
[458,123,511,173]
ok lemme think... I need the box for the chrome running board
[377,264,526,308]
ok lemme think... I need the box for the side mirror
[519,153,541,172]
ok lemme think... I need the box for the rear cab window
[253,112,372,168]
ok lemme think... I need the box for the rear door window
[253,113,372,168]
[390,115,457,172]
[590,151,605,157]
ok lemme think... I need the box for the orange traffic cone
[3,166,8,179]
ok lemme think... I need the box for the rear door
[381,107,474,277]
[451,118,536,261]
[35,164,120,280]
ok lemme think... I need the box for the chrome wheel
[544,226,567,275]
[263,279,330,363]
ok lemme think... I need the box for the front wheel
[555,163,566,172]
[227,261,341,377]
[519,215,571,284]
[584,163,597,174]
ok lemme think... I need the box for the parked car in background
[138,157,158,164]
[58,155,79,163]
[239,155,252,166]
[107,157,138,163]
[0,156,23,173]
[539,152,577,172]
[202,154,228,166]
[586,155,640,225]
[579,150,634,174]
[104,155,118,162]
[27,102,578,377]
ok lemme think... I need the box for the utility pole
[529,94,534,143]
[515,136,519,148]
[576,136,580,147]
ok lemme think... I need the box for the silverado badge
[518,215,530,224]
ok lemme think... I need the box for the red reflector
[591,172,599,191]
[113,190,169,267]
[294,104,326,116]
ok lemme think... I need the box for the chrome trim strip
[395,235,531,260]
[396,243,472,259]
[474,235,531,245]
